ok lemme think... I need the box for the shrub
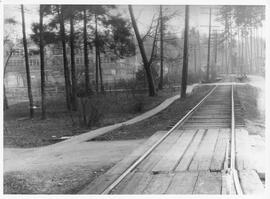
[77,97,103,128]
[188,72,204,84]
[131,99,144,113]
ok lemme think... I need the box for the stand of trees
[5,5,265,118]
[217,5,265,75]
[27,4,135,117]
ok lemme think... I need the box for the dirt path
[4,84,200,161]
[3,86,186,194]
[4,139,145,193]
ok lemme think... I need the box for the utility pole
[206,7,212,82]
[181,5,189,98]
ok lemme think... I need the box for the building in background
[4,44,140,103]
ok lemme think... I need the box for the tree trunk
[69,15,77,110]
[197,32,201,72]
[225,39,228,74]
[39,5,46,119]
[158,5,164,90]
[83,9,90,94]
[206,7,212,82]
[98,49,104,92]
[194,45,197,73]
[260,28,263,60]
[249,28,253,73]
[4,50,13,110]
[214,31,218,65]
[245,34,251,73]
[58,5,71,110]
[237,28,240,75]
[4,86,8,110]
[241,30,245,75]
[228,18,233,74]
[21,5,34,118]
[95,13,99,93]
[254,28,258,73]
[128,5,156,96]
[181,5,189,98]
[224,14,229,75]
[221,44,224,73]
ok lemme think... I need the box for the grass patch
[92,85,213,141]
[4,89,178,148]
[4,165,112,194]
[236,85,265,137]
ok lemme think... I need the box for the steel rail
[230,85,243,195]
[101,85,218,194]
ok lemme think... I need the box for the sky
[3,4,266,44]
[3,5,224,40]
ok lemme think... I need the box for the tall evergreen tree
[57,5,72,109]
[206,8,212,81]
[158,5,164,90]
[68,6,78,110]
[39,5,46,119]
[181,5,189,98]
[21,5,34,118]
[83,8,90,94]
[94,13,99,92]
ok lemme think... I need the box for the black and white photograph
[1,0,268,197]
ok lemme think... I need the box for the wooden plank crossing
[221,171,236,194]
[166,172,198,194]
[210,129,230,171]
[78,85,264,195]
[111,172,153,194]
[137,130,183,172]
[142,173,173,194]
[78,131,167,194]
[175,129,205,171]
[235,128,252,170]
[189,129,219,170]
[189,118,232,122]
[191,116,231,119]
[193,171,222,194]
[152,129,197,173]
[82,128,263,194]
[183,125,230,129]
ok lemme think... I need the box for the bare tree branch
[142,15,156,42]
[149,15,160,65]
[4,50,14,76]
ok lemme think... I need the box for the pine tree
[21,5,34,118]
[181,5,190,98]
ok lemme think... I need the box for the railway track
[79,85,264,195]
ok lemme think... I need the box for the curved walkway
[4,84,199,173]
